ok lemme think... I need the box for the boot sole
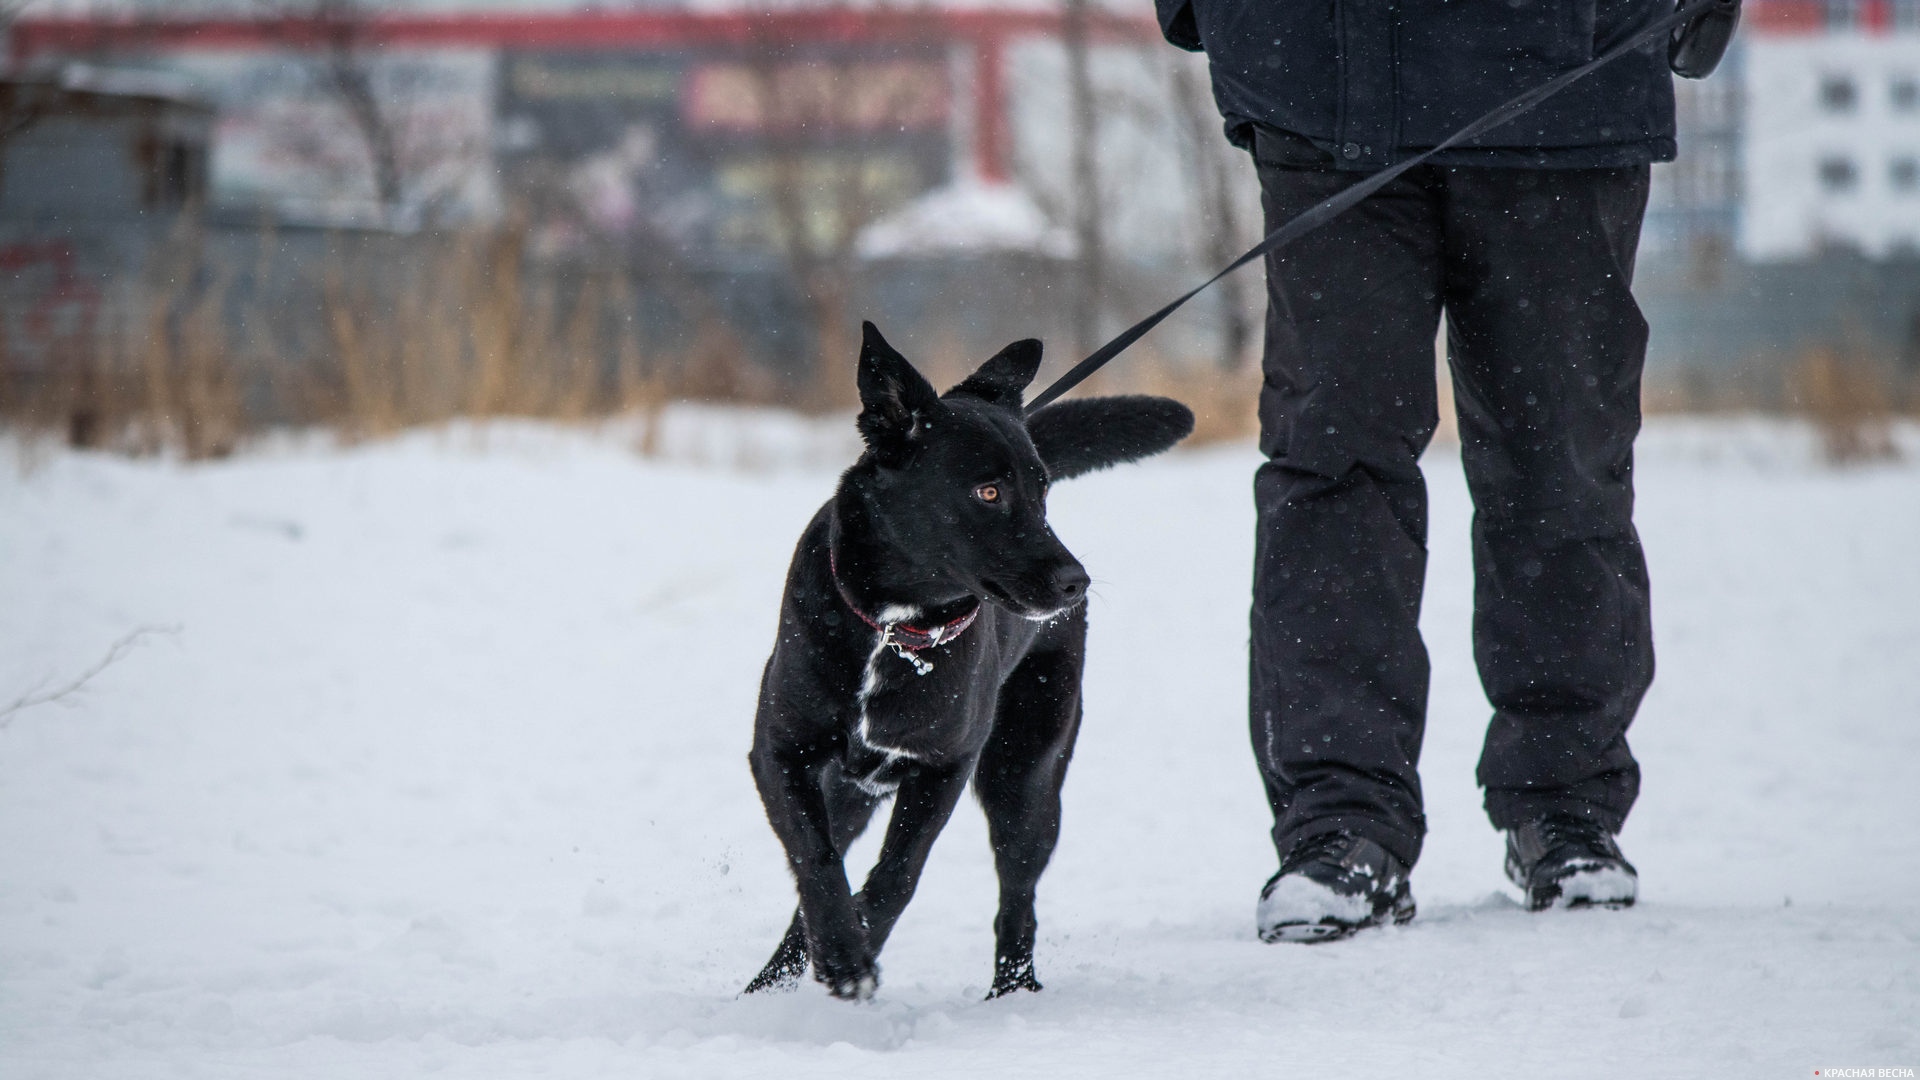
[1556,896,1635,910]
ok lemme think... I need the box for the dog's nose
[1051,562,1090,602]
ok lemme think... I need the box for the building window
[1894,78,1920,112]
[1819,157,1859,192]
[1894,158,1920,193]
[1894,0,1920,30]
[1820,76,1858,112]
[1827,0,1868,27]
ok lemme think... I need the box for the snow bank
[855,182,1074,260]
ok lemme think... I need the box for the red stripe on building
[1746,0,1910,34]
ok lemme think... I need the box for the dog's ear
[1026,395,1195,481]
[856,321,941,464]
[947,338,1043,408]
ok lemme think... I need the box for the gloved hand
[1669,0,1741,80]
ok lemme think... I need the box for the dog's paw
[816,963,879,1002]
[830,971,878,1002]
[986,957,1042,999]
[812,946,880,1001]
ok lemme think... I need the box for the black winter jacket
[1157,0,1677,169]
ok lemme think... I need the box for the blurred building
[1636,1,1920,390]
[1740,0,1920,259]
[0,64,211,225]
[2,3,1218,385]
[0,65,213,380]
[1644,48,1744,262]
[17,2,1917,260]
[1649,0,1920,262]
[3,5,1169,256]
[8,1,1919,388]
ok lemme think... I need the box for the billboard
[494,45,955,258]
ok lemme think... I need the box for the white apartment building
[1741,6,1920,259]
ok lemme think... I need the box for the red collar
[829,549,981,652]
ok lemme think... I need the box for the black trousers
[1250,148,1656,870]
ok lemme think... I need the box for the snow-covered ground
[2,414,1917,1078]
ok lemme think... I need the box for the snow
[11,61,208,107]
[1551,864,1640,909]
[2,414,1917,1077]
[1254,872,1374,932]
[855,182,1074,260]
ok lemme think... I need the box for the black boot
[1256,832,1416,943]
[1505,814,1639,912]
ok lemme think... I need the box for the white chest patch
[851,605,923,795]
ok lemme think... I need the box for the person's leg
[1436,165,1656,835]
[1251,154,1446,872]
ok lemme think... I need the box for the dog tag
[883,629,935,675]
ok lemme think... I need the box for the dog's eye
[974,484,1001,504]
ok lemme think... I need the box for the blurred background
[0,0,1916,458]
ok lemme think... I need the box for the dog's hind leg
[743,768,882,995]
[975,644,1085,999]
[744,909,808,993]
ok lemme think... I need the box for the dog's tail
[1026,396,1195,482]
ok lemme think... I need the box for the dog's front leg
[853,762,973,953]
[976,645,1085,998]
[749,745,877,1000]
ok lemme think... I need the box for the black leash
[1026,0,1727,414]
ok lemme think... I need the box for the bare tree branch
[1169,56,1255,369]
[739,6,944,395]
[313,0,403,210]
[1,0,52,144]
[0,625,180,729]
[0,82,53,144]
[252,0,407,214]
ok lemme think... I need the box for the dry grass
[311,229,658,438]
[1785,347,1905,464]
[31,232,1910,470]
[1128,358,1260,446]
[0,243,247,460]
[0,225,782,458]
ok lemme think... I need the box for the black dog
[743,323,1192,1001]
